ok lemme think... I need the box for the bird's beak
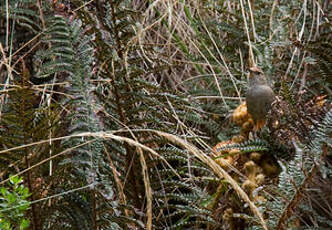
[248,69,255,78]
[249,66,263,77]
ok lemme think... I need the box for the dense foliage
[0,0,331,229]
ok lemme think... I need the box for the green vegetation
[0,0,330,229]
[0,176,30,230]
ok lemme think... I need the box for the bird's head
[249,66,267,86]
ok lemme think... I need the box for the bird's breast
[245,85,275,120]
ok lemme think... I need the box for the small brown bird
[246,66,275,131]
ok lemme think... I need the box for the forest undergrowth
[0,0,331,229]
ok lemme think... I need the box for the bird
[246,66,275,131]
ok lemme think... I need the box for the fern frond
[214,139,269,155]
[262,108,332,229]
